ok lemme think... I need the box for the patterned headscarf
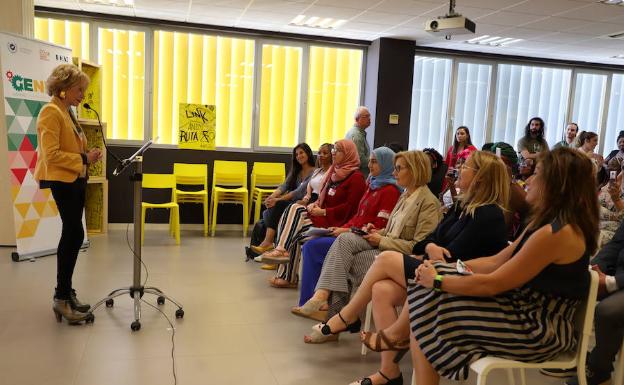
[318,139,360,206]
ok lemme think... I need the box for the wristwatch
[433,274,444,292]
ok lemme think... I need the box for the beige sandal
[261,248,290,264]
[291,298,328,322]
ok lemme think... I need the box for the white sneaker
[254,255,262,262]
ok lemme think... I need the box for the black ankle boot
[69,289,90,312]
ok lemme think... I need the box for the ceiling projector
[424,0,476,39]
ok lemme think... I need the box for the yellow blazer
[34,96,87,183]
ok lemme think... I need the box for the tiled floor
[0,228,568,385]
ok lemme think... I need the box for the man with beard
[517,116,549,161]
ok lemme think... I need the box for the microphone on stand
[83,103,123,165]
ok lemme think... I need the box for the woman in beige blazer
[34,64,101,324]
[300,150,441,343]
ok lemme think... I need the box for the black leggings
[49,178,86,299]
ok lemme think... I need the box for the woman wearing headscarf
[292,147,401,320]
[260,139,367,288]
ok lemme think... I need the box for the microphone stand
[88,139,184,331]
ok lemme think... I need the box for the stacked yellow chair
[249,162,286,225]
[173,163,209,236]
[141,173,180,245]
[209,160,249,236]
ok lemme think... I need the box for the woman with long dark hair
[443,126,476,193]
[251,143,316,253]
[408,147,597,385]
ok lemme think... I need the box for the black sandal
[320,312,361,336]
[356,371,403,385]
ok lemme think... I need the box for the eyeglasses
[394,165,405,172]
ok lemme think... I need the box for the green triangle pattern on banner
[26,134,37,149]
[27,117,37,134]
[8,115,25,133]
[24,100,45,117]
[5,115,16,131]
[6,98,22,116]
[7,134,24,151]
[16,100,31,117]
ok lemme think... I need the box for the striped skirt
[275,203,312,283]
[407,263,580,381]
[316,232,381,318]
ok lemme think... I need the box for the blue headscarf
[368,146,399,190]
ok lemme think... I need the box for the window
[98,27,146,140]
[34,17,89,61]
[571,72,607,138]
[258,44,302,148]
[34,15,366,149]
[409,56,452,153]
[492,64,571,149]
[153,31,254,147]
[453,62,492,149]
[604,74,624,156]
[305,46,363,150]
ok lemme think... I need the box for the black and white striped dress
[407,221,590,381]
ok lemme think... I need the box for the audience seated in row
[292,146,402,321]
[299,150,442,343]
[261,139,367,288]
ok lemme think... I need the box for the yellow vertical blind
[153,31,255,147]
[306,46,363,150]
[34,17,89,61]
[258,45,302,148]
[98,28,145,140]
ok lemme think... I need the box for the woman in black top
[406,147,597,385]
[305,152,510,385]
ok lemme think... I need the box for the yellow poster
[178,103,216,150]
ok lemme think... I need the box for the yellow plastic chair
[209,160,248,236]
[141,173,180,245]
[249,162,286,224]
[173,163,209,236]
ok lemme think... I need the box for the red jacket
[342,184,401,229]
[444,145,477,169]
[311,171,366,228]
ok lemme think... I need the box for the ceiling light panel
[80,0,134,7]
[289,15,347,29]
[465,35,523,47]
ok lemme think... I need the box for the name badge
[328,188,336,196]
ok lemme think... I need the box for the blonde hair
[46,64,89,97]
[394,150,431,188]
[459,151,510,217]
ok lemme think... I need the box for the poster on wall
[178,103,216,150]
[0,32,86,261]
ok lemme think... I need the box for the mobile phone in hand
[350,226,368,236]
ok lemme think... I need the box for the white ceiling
[35,0,624,65]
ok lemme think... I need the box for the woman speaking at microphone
[34,64,102,324]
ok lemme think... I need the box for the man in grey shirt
[345,106,371,177]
